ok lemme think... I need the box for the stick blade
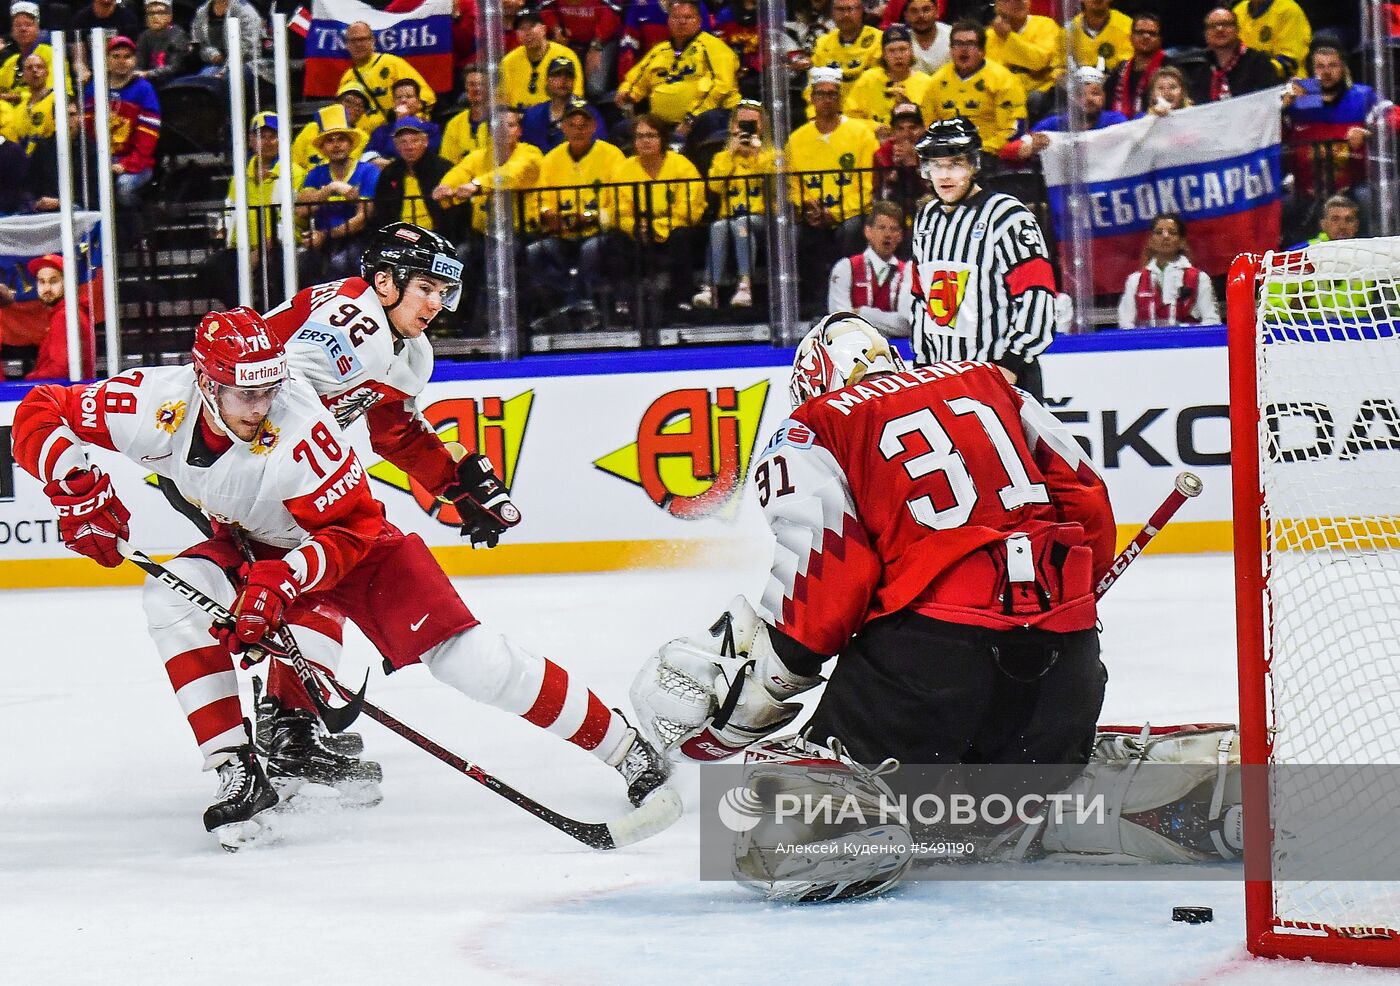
[604,785,684,850]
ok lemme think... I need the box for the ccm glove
[44,467,130,568]
[216,559,300,654]
[442,452,522,548]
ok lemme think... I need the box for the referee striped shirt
[908,188,1057,376]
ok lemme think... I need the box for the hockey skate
[255,677,363,756]
[609,719,673,808]
[204,744,279,852]
[262,705,384,809]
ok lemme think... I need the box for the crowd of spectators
[0,0,1382,348]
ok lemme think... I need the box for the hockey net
[1229,237,1400,966]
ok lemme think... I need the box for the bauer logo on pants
[367,391,534,528]
[593,381,769,521]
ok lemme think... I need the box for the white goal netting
[1252,236,1400,939]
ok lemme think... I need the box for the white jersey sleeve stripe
[38,427,85,484]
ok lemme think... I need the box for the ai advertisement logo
[368,392,533,526]
[593,382,769,520]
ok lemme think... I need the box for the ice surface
[4,554,1399,985]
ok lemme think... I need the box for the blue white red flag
[0,213,104,347]
[1041,87,1284,295]
[303,0,453,98]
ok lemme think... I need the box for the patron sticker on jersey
[762,420,817,455]
[292,323,363,381]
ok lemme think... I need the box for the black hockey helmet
[915,117,982,168]
[361,222,463,311]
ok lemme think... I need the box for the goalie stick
[129,541,681,850]
[117,540,368,734]
[1095,471,1204,599]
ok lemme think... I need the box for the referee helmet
[915,117,982,172]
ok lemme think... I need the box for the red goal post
[1228,243,1400,966]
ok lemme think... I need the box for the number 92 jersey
[752,361,1117,658]
[264,277,434,430]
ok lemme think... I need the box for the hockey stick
[122,544,680,849]
[118,540,367,733]
[212,530,681,849]
[1094,471,1204,599]
[318,674,683,851]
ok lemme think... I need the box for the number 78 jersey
[753,361,1117,657]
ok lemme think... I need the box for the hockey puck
[1172,906,1214,924]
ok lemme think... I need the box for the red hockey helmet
[191,307,287,389]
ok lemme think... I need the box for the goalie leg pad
[732,735,911,903]
[1030,723,1242,864]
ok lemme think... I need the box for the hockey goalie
[630,313,1242,899]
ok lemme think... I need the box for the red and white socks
[421,625,630,762]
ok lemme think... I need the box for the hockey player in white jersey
[248,222,521,790]
[13,308,677,848]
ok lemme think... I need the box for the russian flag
[1042,86,1284,296]
[303,0,453,98]
[0,213,104,348]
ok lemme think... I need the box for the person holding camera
[525,98,627,313]
[694,100,774,310]
[1115,212,1218,328]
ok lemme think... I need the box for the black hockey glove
[442,452,522,548]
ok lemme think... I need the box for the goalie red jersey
[755,359,1115,657]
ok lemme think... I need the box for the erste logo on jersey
[368,391,533,526]
[762,421,816,455]
[916,264,971,328]
[594,382,769,520]
[293,323,363,381]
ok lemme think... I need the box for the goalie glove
[442,449,522,549]
[630,596,822,763]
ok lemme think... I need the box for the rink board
[0,327,1232,587]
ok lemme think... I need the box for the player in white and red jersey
[247,223,531,790]
[633,312,1116,769]
[262,223,465,505]
[13,308,675,848]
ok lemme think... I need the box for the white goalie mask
[789,313,906,409]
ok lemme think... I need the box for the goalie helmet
[790,312,906,408]
[361,222,464,311]
[732,736,912,903]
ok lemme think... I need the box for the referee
[908,118,1056,399]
